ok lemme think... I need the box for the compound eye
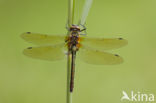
[70,28,74,31]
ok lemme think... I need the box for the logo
[121,91,155,102]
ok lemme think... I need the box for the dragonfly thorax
[66,26,81,52]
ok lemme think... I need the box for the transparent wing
[78,47,123,65]
[81,37,128,51]
[23,44,65,61]
[21,32,65,45]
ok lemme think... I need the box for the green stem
[67,52,72,103]
[68,0,75,27]
[67,0,93,103]
[67,0,75,103]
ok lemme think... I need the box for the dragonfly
[21,25,128,92]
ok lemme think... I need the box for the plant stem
[67,0,93,103]
[68,0,75,27]
[67,0,75,103]
[67,52,72,103]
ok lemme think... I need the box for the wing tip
[23,47,32,56]
[118,38,128,45]
[20,32,32,39]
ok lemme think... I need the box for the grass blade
[79,0,93,25]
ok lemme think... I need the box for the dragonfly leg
[80,24,87,35]
[65,21,70,30]
[80,24,87,31]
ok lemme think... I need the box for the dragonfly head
[70,25,80,32]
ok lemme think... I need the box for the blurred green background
[0,0,156,103]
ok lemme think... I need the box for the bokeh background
[0,0,156,103]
